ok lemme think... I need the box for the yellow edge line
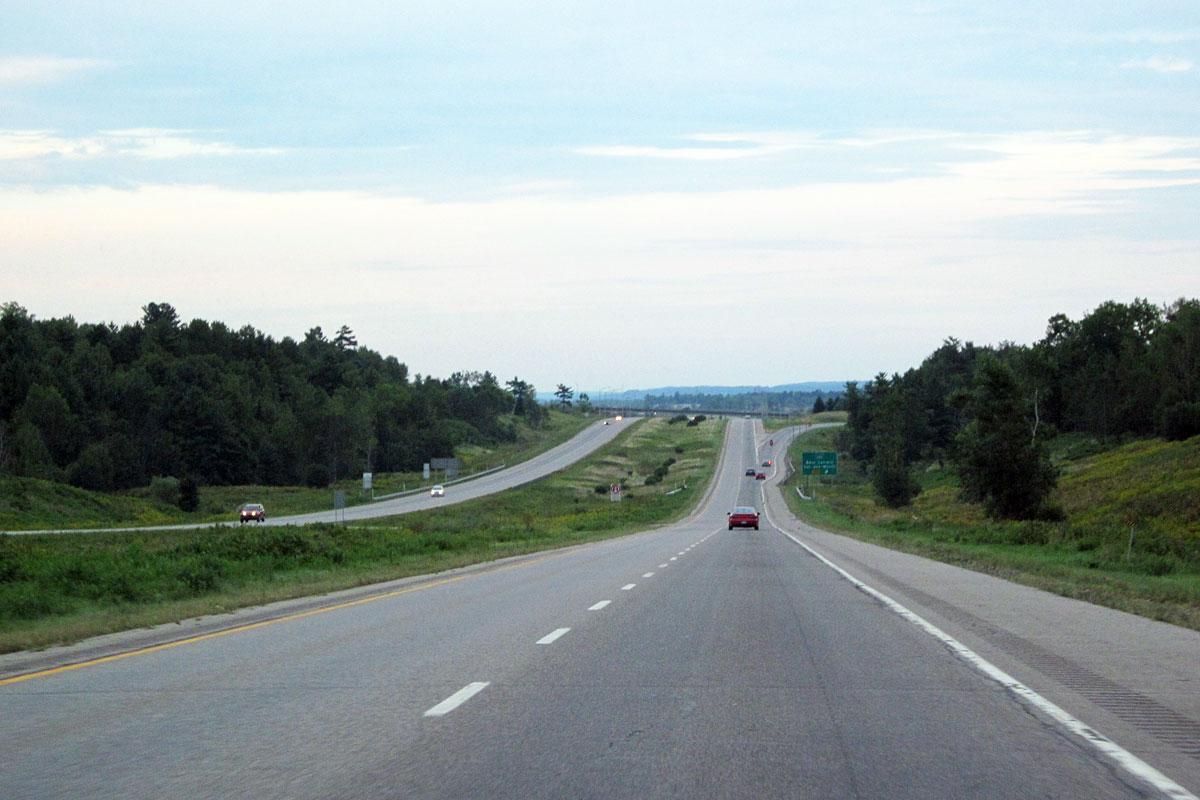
[0,550,566,687]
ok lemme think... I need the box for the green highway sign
[801,451,838,476]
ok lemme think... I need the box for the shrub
[305,464,331,488]
[594,484,610,494]
[1160,401,1200,441]
[668,414,689,425]
[178,477,200,512]
[149,475,181,505]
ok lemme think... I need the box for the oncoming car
[239,503,266,524]
[727,506,760,530]
[755,472,767,480]
[745,468,757,476]
[430,484,445,497]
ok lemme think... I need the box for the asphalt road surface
[1,419,1195,799]
[4,417,631,535]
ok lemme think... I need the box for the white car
[430,484,445,497]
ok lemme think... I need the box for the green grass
[0,415,726,653]
[0,410,592,531]
[763,411,848,431]
[781,428,1200,630]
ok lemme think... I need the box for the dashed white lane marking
[669,557,678,561]
[622,583,636,591]
[536,628,571,645]
[424,682,489,717]
[677,551,686,555]
[589,600,611,611]
[777,529,1198,800]
[642,572,655,578]
[658,563,668,568]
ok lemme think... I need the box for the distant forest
[0,302,546,490]
[637,390,842,414]
[840,298,1200,517]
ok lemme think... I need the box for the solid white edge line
[777,528,1198,800]
[536,627,570,645]
[423,681,490,717]
[642,572,655,578]
[589,600,611,611]
[622,583,636,590]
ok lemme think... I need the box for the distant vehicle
[239,503,266,524]
[755,472,767,480]
[603,420,610,425]
[745,468,757,476]
[743,414,750,418]
[614,415,623,421]
[430,484,445,497]
[762,460,772,467]
[727,506,760,530]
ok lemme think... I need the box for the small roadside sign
[362,472,373,491]
[801,451,838,476]
[610,483,622,503]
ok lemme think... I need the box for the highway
[1,418,1197,799]
[3,417,631,535]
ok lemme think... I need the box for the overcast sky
[2,2,1197,392]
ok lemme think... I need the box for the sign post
[333,490,347,524]
[362,472,373,498]
[801,451,838,502]
[609,483,622,503]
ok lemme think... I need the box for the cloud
[1121,56,1195,73]
[0,129,283,161]
[576,130,962,161]
[0,56,110,84]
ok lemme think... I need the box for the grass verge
[780,427,1200,630]
[0,410,593,531]
[0,415,725,653]
[763,411,848,431]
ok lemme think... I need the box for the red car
[728,506,760,530]
[239,503,266,523]
[755,472,767,480]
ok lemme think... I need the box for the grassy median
[780,427,1200,630]
[0,415,725,653]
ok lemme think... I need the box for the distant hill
[542,382,854,404]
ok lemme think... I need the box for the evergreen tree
[333,325,358,350]
[870,382,921,507]
[955,358,1058,519]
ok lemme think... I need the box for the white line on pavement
[776,528,1198,800]
[536,628,571,645]
[622,583,636,590]
[423,682,490,717]
[658,563,668,568]
[669,557,677,561]
[589,600,611,611]
[642,572,655,577]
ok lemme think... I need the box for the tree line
[637,389,841,414]
[0,302,548,491]
[839,298,1200,519]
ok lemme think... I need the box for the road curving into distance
[2,416,633,535]
[2,418,1197,799]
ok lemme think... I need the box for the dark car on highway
[239,503,266,523]
[728,506,760,530]
[745,468,757,476]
